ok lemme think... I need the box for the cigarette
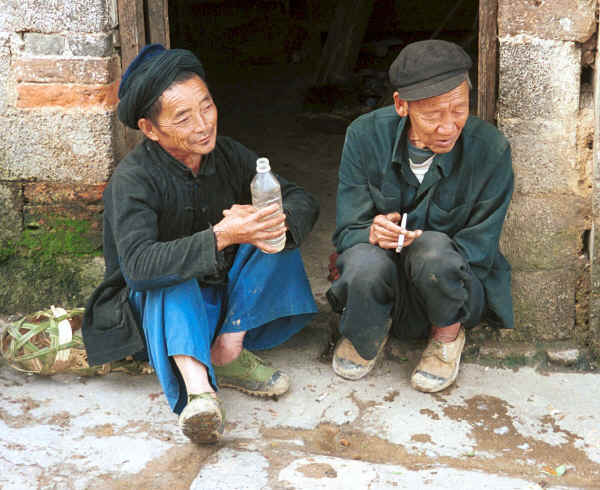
[395,213,407,253]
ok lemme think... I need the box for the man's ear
[393,92,408,118]
[137,118,159,141]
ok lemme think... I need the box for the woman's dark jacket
[83,136,319,365]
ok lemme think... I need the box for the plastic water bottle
[250,157,286,253]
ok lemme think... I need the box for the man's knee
[337,243,396,287]
[405,231,466,285]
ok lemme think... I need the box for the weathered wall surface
[0,0,119,312]
[497,0,597,351]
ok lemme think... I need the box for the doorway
[117,0,496,300]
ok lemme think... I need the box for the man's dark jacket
[333,107,514,330]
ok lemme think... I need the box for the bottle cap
[256,157,270,173]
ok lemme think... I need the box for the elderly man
[327,40,514,393]
[83,44,319,443]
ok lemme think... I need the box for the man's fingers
[385,212,402,223]
[376,218,403,234]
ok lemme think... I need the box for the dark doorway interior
[166,0,480,299]
[168,0,479,122]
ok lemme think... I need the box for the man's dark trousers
[327,231,485,360]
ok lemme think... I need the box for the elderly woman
[83,44,319,444]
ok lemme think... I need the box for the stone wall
[497,0,597,346]
[0,0,120,312]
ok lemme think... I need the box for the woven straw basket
[1,306,153,376]
[0,306,111,376]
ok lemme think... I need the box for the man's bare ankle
[431,322,461,342]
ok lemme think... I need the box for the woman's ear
[137,118,159,141]
[393,92,408,118]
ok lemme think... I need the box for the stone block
[16,81,118,109]
[67,32,113,57]
[0,110,118,183]
[24,183,106,205]
[0,182,23,242]
[24,204,103,235]
[13,56,120,84]
[498,36,580,120]
[498,117,580,195]
[546,347,580,365]
[0,256,105,314]
[0,0,110,34]
[511,268,575,341]
[23,33,65,56]
[498,0,596,42]
[501,192,589,270]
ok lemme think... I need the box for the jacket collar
[145,138,217,179]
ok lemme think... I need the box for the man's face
[145,75,218,160]
[395,80,469,154]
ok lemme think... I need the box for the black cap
[389,40,472,101]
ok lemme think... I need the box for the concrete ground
[2,63,600,489]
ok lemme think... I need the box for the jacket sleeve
[107,167,227,291]
[453,145,514,279]
[332,126,378,252]
[280,175,320,249]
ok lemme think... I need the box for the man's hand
[213,203,287,254]
[369,212,422,250]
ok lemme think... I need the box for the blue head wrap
[117,44,206,129]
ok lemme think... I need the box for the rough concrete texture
[1,326,599,489]
[511,269,576,341]
[498,36,580,121]
[577,83,594,192]
[0,181,22,242]
[0,32,10,115]
[13,56,120,84]
[500,192,588,270]
[588,295,600,358]
[498,0,596,42]
[498,117,581,195]
[0,0,110,34]
[0,255,104,314]
[0,110,117,183]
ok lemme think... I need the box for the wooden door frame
[117,0,170,74]
[116,0,170,150]
[477,0,498,123]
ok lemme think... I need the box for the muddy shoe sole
[332,336,387,381]
[179,395,225,444]
[411,328,466,393]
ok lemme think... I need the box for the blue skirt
[129,244,317,414]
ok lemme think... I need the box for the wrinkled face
[142,75,218,161]
[395,80,469,154]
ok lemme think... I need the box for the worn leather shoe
[332,336,387,380]
[178,393,225,444]
[411,327,465,393]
